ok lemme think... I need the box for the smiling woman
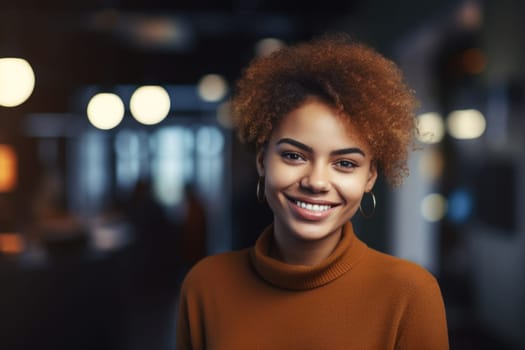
[256,98,377,266]
[176,34,449,350]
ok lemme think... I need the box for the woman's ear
[366,161,378,191]
[256,146,266,176]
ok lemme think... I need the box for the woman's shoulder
[195,248,250,272]
[363,247,440,292]
[180,248,251,291]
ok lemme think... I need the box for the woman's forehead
[269,99,371,153]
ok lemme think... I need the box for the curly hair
[231,33,418,186]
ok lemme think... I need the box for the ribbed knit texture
[176,223,449,350]
[250,224,367,290]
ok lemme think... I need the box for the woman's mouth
[293,199,333,212]
[285,195,340,221]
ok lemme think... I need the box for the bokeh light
[0,144,17,192]
[197,74,228,102]
[447,109,486,139]
[418,148,445,182]
[255,37,285,57]
[0,58,36,107]
[416,112,445,144]
[421,193,448,222]
[216,101,233,128]
[448,188,474,223]
[0,233,25,255]
[130,85,171,125]
[196,126,224,156]
[87,93,125,130]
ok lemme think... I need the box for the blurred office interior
[1,0,524,349]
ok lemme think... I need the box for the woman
[176,34,449,349]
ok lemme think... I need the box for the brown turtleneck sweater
[176,224,449,349]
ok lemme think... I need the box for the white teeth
[295,200,331,212]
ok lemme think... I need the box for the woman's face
[257,98,377,243]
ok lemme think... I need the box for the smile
[294,200,332,212]
[285,195,340,219]
[286,196,339,215]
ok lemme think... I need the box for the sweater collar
[250,223,367,290]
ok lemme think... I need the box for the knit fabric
[176,223,449,350]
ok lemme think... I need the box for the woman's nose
[300,164,331,193]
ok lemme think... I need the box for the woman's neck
[270,225,344,266]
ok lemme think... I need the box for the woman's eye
[336,160,356,169]
[282,152,304,161]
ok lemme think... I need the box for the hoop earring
[359,191,376,219]
[256,176,266,203]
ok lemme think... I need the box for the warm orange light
[0,233,25,254]
[0,144,17,192]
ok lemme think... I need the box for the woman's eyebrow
[276,138,313,152]
[276,138,365,157]
[330,148,365,157]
